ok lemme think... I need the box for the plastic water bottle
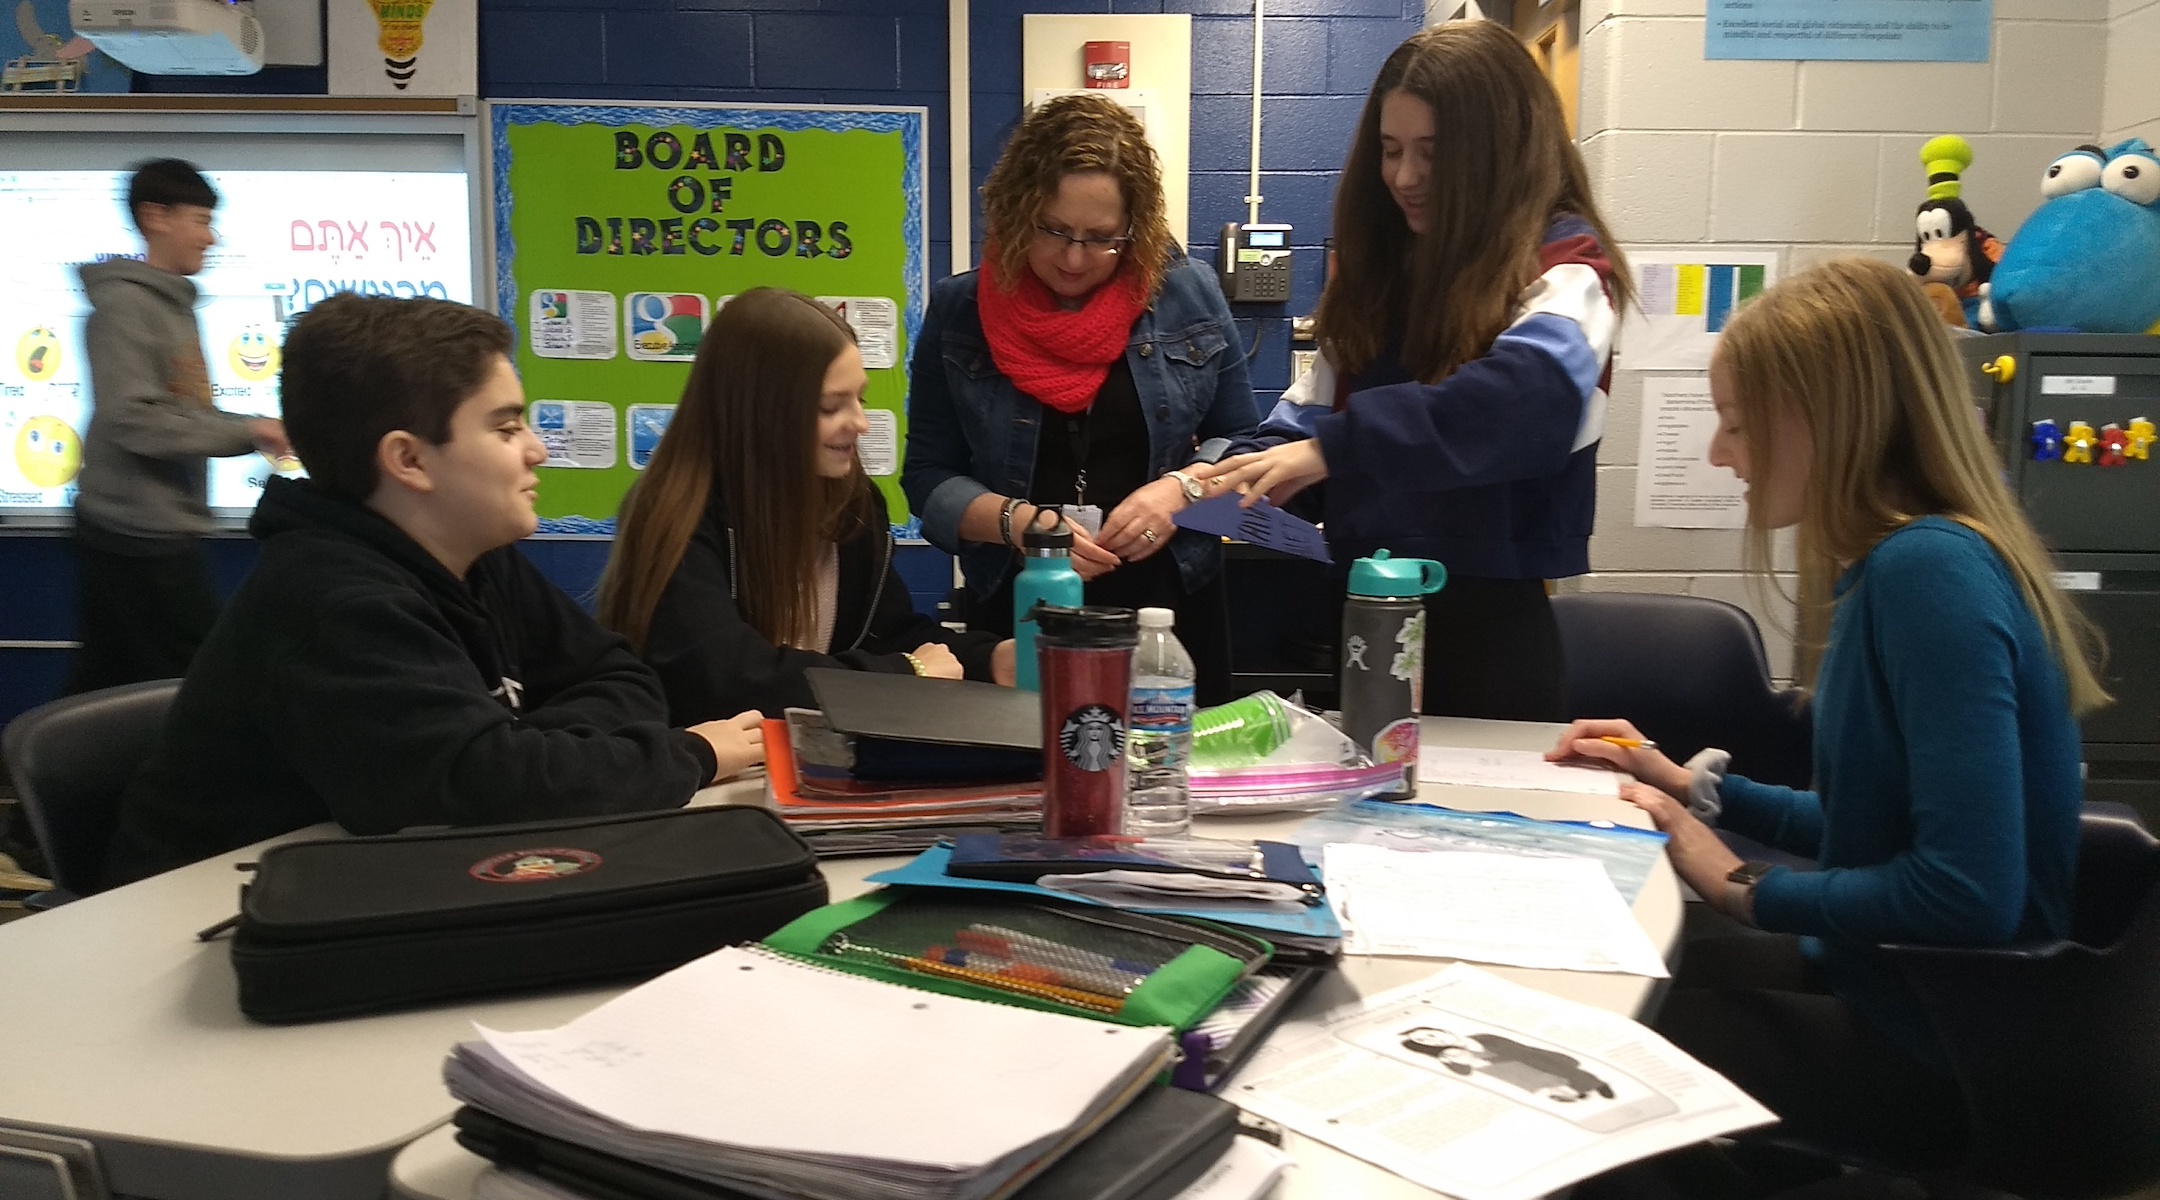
[1013,511,1084,693]
[1126,607,1196,836]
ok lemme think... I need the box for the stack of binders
[764,712,1042,857]
[444,944,1235,1200]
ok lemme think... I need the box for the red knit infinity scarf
[976,257,1147,415]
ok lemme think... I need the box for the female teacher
[900,92,1258,704]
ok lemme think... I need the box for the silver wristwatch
[1166,469,1205,503]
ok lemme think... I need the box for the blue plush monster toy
[1988,139,2160,333]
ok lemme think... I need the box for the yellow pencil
[1597,736,1656,750]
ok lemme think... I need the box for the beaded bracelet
[998,496,1025,549]
[901,651,927,676]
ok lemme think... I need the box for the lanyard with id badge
[1053,407,1105,537]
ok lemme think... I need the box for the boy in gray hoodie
[70,159,289,693]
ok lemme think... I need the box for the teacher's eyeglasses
[1034,225,1132,256]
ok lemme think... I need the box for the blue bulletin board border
[1705,0,1992,63]
[486,101,930,537]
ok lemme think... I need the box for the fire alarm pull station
[1219,222,1293,303]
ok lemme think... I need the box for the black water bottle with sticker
[1339,550,1448,799]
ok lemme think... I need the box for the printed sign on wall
[328,0,476,96]
[1707,0,1992,62]
[491,101,929,534]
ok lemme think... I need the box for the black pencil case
[220,806,828,1023]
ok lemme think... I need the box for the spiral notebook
[446,944,1175,1200]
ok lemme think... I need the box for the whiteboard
[0,107,486,524]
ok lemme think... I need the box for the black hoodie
[99,478,716,889]
[642,483,1003,724]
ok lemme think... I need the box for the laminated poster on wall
[1632,375,1747,530]
[1705,0,1992,63]
[1616,249,1780,374]
[327,0,478,97]
[491,101,928,535]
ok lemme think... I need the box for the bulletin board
[489,101,929,535]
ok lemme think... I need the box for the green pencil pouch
[761,890,1272,1032]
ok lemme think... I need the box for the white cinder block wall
[1575,0,2112,682]
[2108,0,2160,143]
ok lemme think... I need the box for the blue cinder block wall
[0,0,1423,725]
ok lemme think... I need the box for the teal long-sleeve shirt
[1715,517,2083,1068]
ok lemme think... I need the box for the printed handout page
[1415,747,1622,796]
[1324,844,1668,978]
[1633,376,1748,529]
[1225,965,1775,1200]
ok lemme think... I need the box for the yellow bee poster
[492,102,928,533]
[327,0,474,97]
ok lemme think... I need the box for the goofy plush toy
[1909,136,2003,328]
[1987,139,2160,333]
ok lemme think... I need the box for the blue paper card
[1173,493,1331,563]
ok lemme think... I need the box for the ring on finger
[1141,529,1158,543]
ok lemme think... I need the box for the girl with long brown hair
[900,93,1257,704]
[1557,258,2106,1186]
[600,289,1011,723]
[1198,21,1630,721]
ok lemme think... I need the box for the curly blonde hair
[981,93,1171,300]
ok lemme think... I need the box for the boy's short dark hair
[126,159,218,227]
[280,294,515,501]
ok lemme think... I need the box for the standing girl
[1198,22,1629,721]
[600,289,1011,724]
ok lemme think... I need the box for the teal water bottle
[1340,549,1447,797]
[1013,511,1084,692]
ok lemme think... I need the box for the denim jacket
[901,251,1258,598]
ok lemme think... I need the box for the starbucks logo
[1059,704,1125,772]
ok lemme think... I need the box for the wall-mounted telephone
[1218,222,1293,303]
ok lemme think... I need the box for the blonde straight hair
[1717,256,2109,716]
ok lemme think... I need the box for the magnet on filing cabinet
[2064,421,2097,465]
[2099,424,2129,468]
[2031,419,2062,461]
[2127,417,2155,461]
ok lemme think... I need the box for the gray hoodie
[75,258,259,540]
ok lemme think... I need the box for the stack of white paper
[445,945,1173,1200]
[1324,844,1669,978]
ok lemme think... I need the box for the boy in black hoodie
[99,295,764,889]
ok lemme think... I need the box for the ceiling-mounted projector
[72,0,264,74]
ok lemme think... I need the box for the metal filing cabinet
[1961,333,2160,822]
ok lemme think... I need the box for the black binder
[453,1084,1238,1200]
[805,667,1042,781]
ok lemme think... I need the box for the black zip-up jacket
[642,484,1003,724]
[99,478,714,889]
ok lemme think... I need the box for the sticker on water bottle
[1395,611,1427,712]
[1129,684,1195,733]
[1372,717,1420,765]
[1059,705,1126,772]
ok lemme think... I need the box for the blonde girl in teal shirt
[1559,257,2109,1185]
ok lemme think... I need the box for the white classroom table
[390,718,1684,1200]
[0,718,1678,1200]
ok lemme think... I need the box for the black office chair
[1766,810,2160,1199]
[1,679,179,905]
[1551,592,1813,789]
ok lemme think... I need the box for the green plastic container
[1190,691,1293,768]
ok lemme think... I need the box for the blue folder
[865,845,1346,945]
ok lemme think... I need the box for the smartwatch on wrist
[1166,470,1206,504]
[1724,860,1774,926]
